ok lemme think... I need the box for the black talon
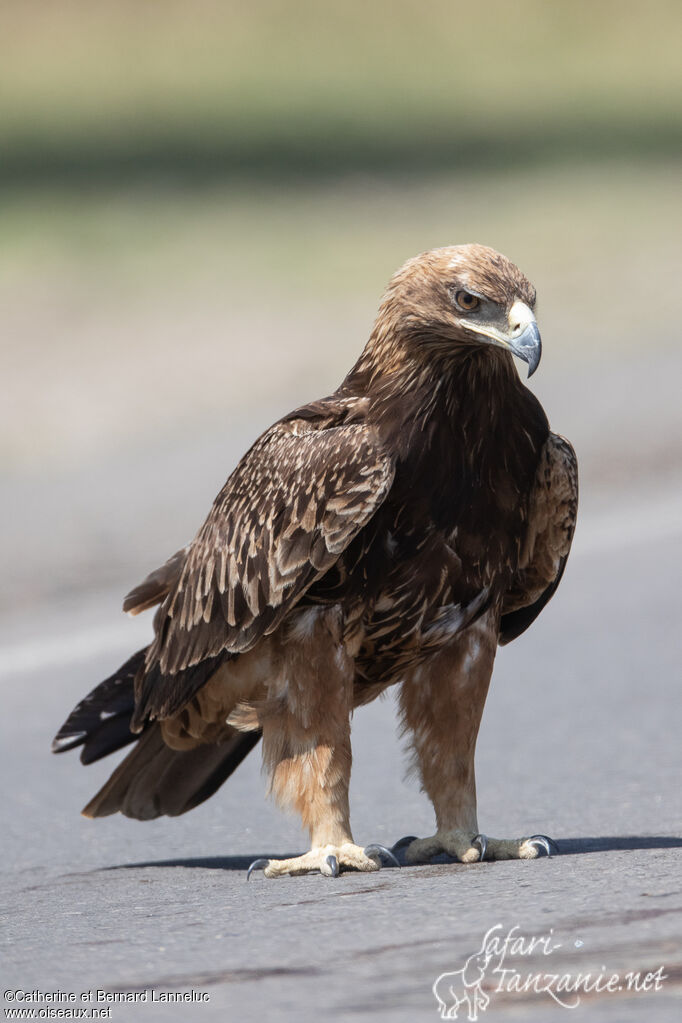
[473,834,488,862]
[246,857,270,881]
[325,854,340,877]
[364,843,401,868]
[391,835,419,855]
[526,835,555,857]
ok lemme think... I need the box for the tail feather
[54,647,261,819]
[52,649,146,764]
[82,725,261,819]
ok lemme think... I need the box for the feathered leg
[397,611,554,863]
[231,607,393,878]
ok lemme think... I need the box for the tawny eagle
[53,245,578,878]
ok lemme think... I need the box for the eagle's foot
[394,829,557,864]
[247,842,399,880]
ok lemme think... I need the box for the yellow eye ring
[454,290,481,312]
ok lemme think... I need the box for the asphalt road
[1,484,681,1023]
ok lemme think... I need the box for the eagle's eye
[454,290,480,312]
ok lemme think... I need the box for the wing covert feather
[499,432,578,643]
[147,417,394,681]
[123,548,188,616]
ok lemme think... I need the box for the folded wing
[500,432,578,644]
[130,410,394,728]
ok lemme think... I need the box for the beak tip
[511,324,541,378]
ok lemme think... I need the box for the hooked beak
[506,300,542,377]
[467,300,542,377]
[509,326,541,376]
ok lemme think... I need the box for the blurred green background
[1,0,681,609]
[2,0,680,183]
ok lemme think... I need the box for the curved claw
[472,834,488,862]
[391,835,419,855]
[325,854,340,877]
[364,843,401,868]
[526,835,556,857]
[246,857,270,881]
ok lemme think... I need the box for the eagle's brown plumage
[53,244,577,876]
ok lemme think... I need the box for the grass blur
[2,159,681,469]
[1,1,680,184]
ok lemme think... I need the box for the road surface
[2,485,681,1022]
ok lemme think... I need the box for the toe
[246,857,271,880]
[459,845,483,864]
[401,829,481,864]
[254,843,385,878]
[322,854,340,877]
[519,835,555,859]
[403,835,444,864]
[391,836,419,863]
[338,843,381,872]
[438,828,484,863]
[471,834,488,862]
[363,844,401,868]
[399,829,555,865]
[262,851,320,877]
[391,835,419,853]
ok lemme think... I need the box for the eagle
[53,244,578,879]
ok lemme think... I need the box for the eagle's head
[378,244,542,377]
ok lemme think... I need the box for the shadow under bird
[53,244,577,879]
